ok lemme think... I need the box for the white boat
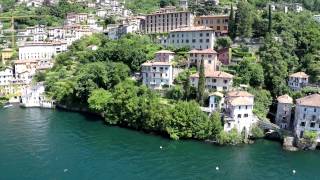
[3,104,13,108]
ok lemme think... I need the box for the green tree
[209,111,222,138]
[215,37,232,49]
[88,88,112,112]
[268,4,272,33]
[228,4,236,39]
[198,59,205,105]
[235,0,254,38]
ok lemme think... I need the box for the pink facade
[217,48,230,65]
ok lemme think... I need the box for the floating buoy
[64,169,68,173]
[216,166,219,171]
[160,146,163,149]
[292,170,296,174]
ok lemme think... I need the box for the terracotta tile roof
[229,97,253,106]
[198,15,229,18]
[156,50,175,54]
[141,61,172,66]
[170,26,214,32]
[226,91,254,98]
[190,71,233,79]
[15,60,39,64]
[296,94,320,107]
[209,92,224,97]
[277,94,293,104]
[188,48,217,54]
[289,72,309,78]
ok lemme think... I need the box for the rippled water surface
[1,107,320,180]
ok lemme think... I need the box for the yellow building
[194,15,229,35]
[1,48,14,64]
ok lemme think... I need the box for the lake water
[0,107,320,180]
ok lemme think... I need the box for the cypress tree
[268,4,272,33]
[228,4,236,39]
[198,59,205,106]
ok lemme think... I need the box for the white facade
[288,72,309,91]
[208,92,224,112]
[224,91,256,135]
[19,42,67,60]
[0,67,14,95]
[21,82,55,108]
[294,94,320,142]
[141,50,175,90]
[276,94,293,129]
[160,26,215,50]
[190,71,233,92]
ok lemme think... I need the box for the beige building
[188,49,220,72]
[144,7,193,34]
[194,15,229,35]
[190,70,233,92]
[1,48,14,64]
[276,94,293,129]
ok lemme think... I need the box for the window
[206,33,209,37]
[244,114,248,117]
[224,80,228,84]
[206,39,210,43]
[200,33,203,37]
[192,39,196,43]
[310,122,315,128]
[304,108,307,111]
[239,106,241,110]
[245,106,248,109]
[199,39,203,43]
[223,86,227,90]
[227,123,231,128]
[314,108,317,112]
[237,114,241,118]
[208,60,212,64]
[300,122,305,127]
[303,114,306,119]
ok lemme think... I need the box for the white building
[190,71,233,92]
[288,72,309,91]
[208,91,224,112]
[160,26,216,50]
[21,82,55,108]
[294,94,320,142]
[141,50,175,90]
[276,94,293,129]
[224,91,256,135]
[65,13,89,25]
[19,41,67,60]
[314,15,320,23]
[188,49,220,72]
[179,0,188,10]
[0,67,14,95]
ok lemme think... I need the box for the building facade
[276,94,293,129]
[19,41,67,60]
[144,7,193,34]
[294,94,320,142]
[288,72,309,91]
[224,91,256,135]
[141,50,174,89]
[188,49,219,72]
[160,26,216,50]
[190,71,233,92]
[194,15,228,35]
